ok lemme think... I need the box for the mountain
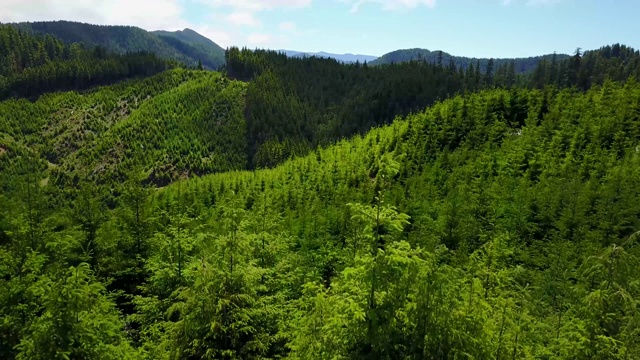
[11,21,225,69]
[153,28,226,67]
[371,48,570,73]
[279,49,378,63]
[0,24,172,100]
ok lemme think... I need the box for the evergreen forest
[1,20,640,360]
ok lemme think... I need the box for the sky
[0,0,639,58]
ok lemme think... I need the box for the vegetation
[226,47,515,168]
[12,21,225,69]
[0,24,174,100]
[370,47,571,72]
[153,28,226,69]
[1,23,640,359]
[529,44,640,90]
[0,69,247,192]
[226,44,640,169]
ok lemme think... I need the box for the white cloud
[0,0,188,31]
[0,0,312,50]
[247,33,273,45]
[0,0,246,48]
[192,25,234,48]
[279,21,297,31]
[205,0,312,11]
[342,0,436,13]
[226,11,261,27]
[503,0,562,5]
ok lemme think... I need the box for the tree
[484,58,495,87]
[15,263,140,360]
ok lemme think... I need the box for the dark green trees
[0,24,172,100]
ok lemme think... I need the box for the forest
[11,21,226,70]
[369,48,570,73]
[1,22,640,360]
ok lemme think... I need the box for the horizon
[1,1,639,58]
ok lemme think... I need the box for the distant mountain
[11,21,226,69]
[279,50,377,63]
[153,29,225,67]
[371,48,570,73]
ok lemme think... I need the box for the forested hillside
[0,24,173,100]
[2,18,640,359]
[225,44,640,169]
[226,47,522,168]
[0,69,248,193]
[153,29,226,68]
[12,21,225,69]
[370,48,570,72]
[2,78,640,359]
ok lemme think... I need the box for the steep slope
[153,29,226,69]
[139,80,640,358]
[2,39,640,358]
[12,21,225,69]
[64,73,247,187]
[371,47,570,72]
[226,45,639,169]
[0,69,247,188]
[0,24,171,100]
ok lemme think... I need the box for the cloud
[192,26,234,48]
[226,11,261,27]
[342,0,436,13]
[0,0,188,31]
[247,33,273,45]
[0,0,310,50]
[503,0,562,5]
[204,0,312,11]
[279,21,297,32]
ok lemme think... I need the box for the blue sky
[1,0,639,58]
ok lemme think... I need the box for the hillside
[12,21,225,69]
[148,80,640,359]
[371,47,570,73]
[0,69,248,192]
[2,78,639,359]
[226,44,640,169]
[1,19,640,359]
[153,29,226,68]
[0,24,172,100]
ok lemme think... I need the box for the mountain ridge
[10,20,226,69]
[371,47,571,72]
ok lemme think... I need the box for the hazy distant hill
[12,21,226,69]
[371,48,570,73]
[279,49,378,63]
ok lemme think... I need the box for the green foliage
[370,47,570,73]
[0,69,248,188]
[14,21,225,69]
[15,263,140,360]
[148,81,640,358]
[226,47,469,168]
[0,24,172,100]
[2,33,640,359]
[528,44,640,90]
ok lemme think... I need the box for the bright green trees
[288,153,492,359]
[15,263,140,360]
